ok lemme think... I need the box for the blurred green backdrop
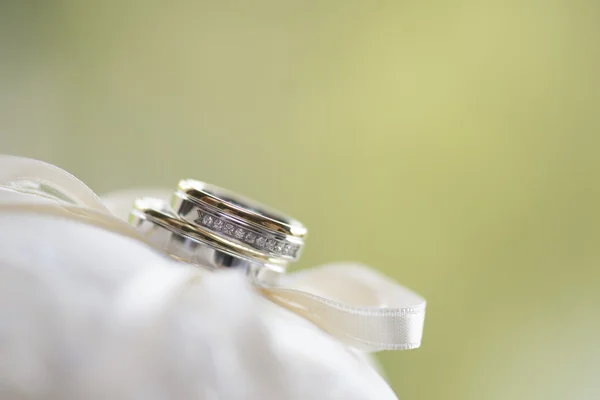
[1,1,599,399]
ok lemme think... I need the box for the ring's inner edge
[180,180,305,233]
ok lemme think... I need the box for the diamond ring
[129,197,288,275]
[171,179,306,262]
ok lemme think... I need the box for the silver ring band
[129,197,287,275]
[171,180,306,262]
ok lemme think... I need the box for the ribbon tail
[257,263,426,352]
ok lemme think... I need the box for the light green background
[2,2,599,399]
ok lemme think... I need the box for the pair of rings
[129,180,307,274]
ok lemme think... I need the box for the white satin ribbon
[258,265,425,351]
[0,155,426,352]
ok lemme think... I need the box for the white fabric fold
[0,155,426,352]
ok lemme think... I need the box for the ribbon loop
[258,263,425,351]
[0,155,109,211]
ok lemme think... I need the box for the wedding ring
[129,197,287,274]
[171,179,306,262]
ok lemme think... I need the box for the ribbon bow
[0,155,426,352]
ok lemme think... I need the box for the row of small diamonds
[194,211,300,258]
